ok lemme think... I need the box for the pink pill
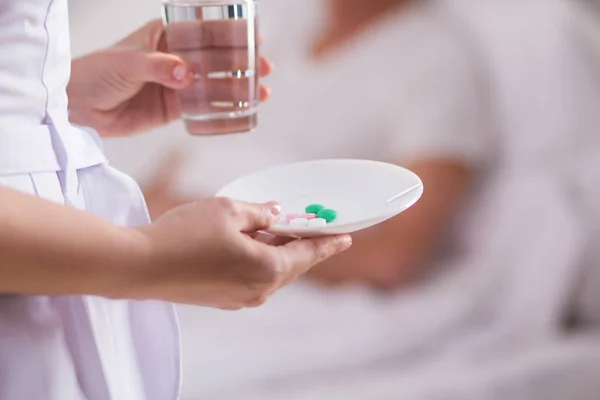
[285,213,302,223]
[301,213,317,220]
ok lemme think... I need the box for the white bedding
[177,268,490,398]
[204,337,600,400]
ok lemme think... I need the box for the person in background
[81,0,600,397]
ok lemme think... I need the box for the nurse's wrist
[96,226,156,300]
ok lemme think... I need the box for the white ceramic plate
[216,159,423,238]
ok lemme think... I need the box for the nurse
[0,1,352,399]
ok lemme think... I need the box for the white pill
[308,218,327,228]
[290,218,309,227]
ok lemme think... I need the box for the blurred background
[70,0,600,399]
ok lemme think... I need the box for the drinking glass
[162,0,259,135]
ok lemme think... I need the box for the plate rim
[215,158,422,197]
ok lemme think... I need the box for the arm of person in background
[307,24,487,290]
[142,150,197,220]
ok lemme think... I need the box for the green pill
[317,209,337,223]
[305,204,325,214]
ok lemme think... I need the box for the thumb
[132,51,194,89]
[223,200,282,233]
[280,235,353,283]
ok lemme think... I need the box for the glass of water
[162,0,259,135]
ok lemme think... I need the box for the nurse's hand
[67,20,272,137]
[129,198,352,309]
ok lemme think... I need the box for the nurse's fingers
[233,200,282,234]
[130,51,194,89]
[259,57,273,78]
[126,50,271,100]
[274,235,353,286]
[180,50,271,80]
[161,47,270,98]
[176,77,263,114]
[177,48,251,76]
[259,85,271,102]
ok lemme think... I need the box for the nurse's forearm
[0,187,146,297]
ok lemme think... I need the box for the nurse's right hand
[129,198,352,310]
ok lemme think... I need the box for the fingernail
[173,64,188,81]
[268,203,282,216]
[340,236,353,249]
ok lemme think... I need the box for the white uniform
[0,1,180,399]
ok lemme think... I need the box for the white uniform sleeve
[376,16,490,166]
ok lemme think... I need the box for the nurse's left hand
[67,20,273,137]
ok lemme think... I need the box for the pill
[317,209,337,222]
[289,218,309,227]
[308,218,327,228]
[305,204,325,214]
[285,213,302,223]
[301,213,317,220]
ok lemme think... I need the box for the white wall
[69,0,162,56]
